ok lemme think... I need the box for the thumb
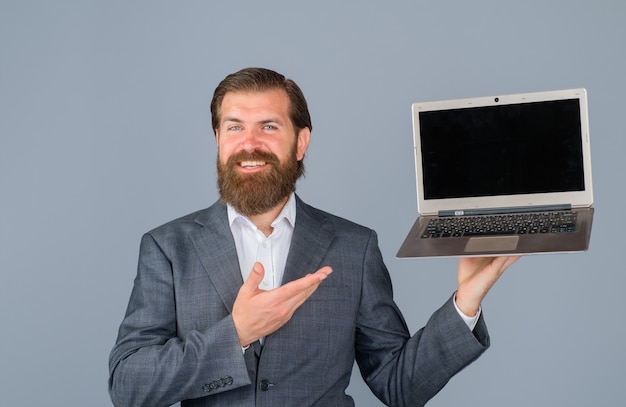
[242,262,265,292]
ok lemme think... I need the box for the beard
[217,145,303,217]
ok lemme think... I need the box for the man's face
[215,89,310,216]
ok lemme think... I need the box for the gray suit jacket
[109,196,489,407]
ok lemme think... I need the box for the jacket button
[202,376,233,392]
[259,379,273,391]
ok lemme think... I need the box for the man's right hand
[231,262,333,347]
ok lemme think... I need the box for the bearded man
[109,67,518,407]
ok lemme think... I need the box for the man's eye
[263,125,276,130]
[228,125,242,131]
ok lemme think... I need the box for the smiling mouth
[239,160,267,168]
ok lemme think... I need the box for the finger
[284,267,333,307]
[312,266,333,281]
[284,274,334,313]
[460,256,491,273]
[241,262,265,294]
[280,266,333,296]
[503,255,521,268]
[493,255,520,272]
[267,267,332,310]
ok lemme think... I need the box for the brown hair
[210,67,312,134]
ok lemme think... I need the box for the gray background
[1,1,624,406]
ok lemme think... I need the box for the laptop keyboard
[421,211,577,239]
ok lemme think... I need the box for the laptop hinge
[438,204,572,217]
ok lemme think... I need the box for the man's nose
[240,129,263,151]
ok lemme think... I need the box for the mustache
[226,149,280,166]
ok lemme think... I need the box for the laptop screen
[418,98,585,200]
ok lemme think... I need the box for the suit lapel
[282,196,334,284]
[188,197,334,315]
[190,201,243,312]
[190,197,332,357]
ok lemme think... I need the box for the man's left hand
[455,256,520,317]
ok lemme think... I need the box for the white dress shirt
[227,192,479,330]
[227,193,296,290]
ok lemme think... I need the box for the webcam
[494,97,500,102]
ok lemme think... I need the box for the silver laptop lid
[412,88,593,216]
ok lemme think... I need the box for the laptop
[397,88,594,258]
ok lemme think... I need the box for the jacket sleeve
[108,233,251,407]
[355,230,489,406]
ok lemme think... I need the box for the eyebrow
[259,118,285,125]
[222,117,285,125]
[222,117,243,124]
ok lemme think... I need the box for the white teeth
[240,161,266,168]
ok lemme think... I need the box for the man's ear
[296,127,311,161]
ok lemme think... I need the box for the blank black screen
[419,99,585,200]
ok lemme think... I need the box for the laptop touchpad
[464,236,519,253]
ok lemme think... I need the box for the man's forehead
[220,90,291,121]
[222,89,288,106]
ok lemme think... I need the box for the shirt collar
[227,192,296,230]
